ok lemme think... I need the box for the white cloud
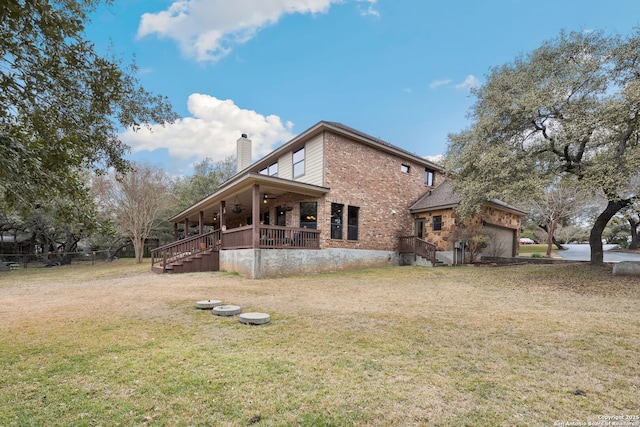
[137,0,340,62]
[455,75,480,91]
[356,0,379,17]
[120,93,294,167]
[429,79,451,89]
[424,154,444,165]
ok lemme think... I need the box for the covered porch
[151,173,328,274]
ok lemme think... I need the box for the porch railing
[399,235,437,266]
[151,229,220,272]
[258,225,320,249]
[152,225,321,269]
[221,225,253,249]
[221,225,320,249]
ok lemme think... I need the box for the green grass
[0,261,638,426]
[518,243,564,257]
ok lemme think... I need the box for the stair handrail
[398,235,437,266]
[151,230,220,272]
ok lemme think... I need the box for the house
[409,180,525,263]
[151,121,524,278]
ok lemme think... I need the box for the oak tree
[0,0,178,210]
[446,29,640,264]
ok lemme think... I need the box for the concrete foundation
[220,248,398,279]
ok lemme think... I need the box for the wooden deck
[151,225,320,274]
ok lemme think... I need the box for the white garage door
[481,225,515,258]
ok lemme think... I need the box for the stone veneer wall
[321,131,442,251]
[416,204,522,252]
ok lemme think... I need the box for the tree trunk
[546,221,557,257]
[538,224,565,249]
[589,200,630,265]
[132,236,145,264]
[105,236,129,261]
[628,218,638,250]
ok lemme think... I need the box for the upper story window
[401,164,410,173]
[425,168,434,186]
[293,147,305,178]
[260,162,278,177]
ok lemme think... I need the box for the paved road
[558,244,640,262]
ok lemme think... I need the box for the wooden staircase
[151,230,220,274]
[398,235,438,267]
[152,248,219,274]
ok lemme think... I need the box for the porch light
[263,194,276,204]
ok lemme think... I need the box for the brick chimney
[236,133,252,173]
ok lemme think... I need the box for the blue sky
[86,0,639,175]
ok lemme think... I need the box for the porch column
[220,200,226,230]
[252,184,260,248]
[184,219,189,237]
[173,223,178,241]
[199,211,204,235]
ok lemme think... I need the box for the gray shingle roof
[409,180,526,215]
[409,180,460,211]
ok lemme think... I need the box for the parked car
[519,238,536,245]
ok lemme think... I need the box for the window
[300,202,317,229]
[424,169,434,186]
[401,164,410,173]
[432,215,442,231]
[293,147,305,178]
[260,162,278,176]
[331,203,343,239]
[347,206,359,240]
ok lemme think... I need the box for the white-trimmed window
[260,162,278,176]
[425,169,434,186]
[293,147,305,178]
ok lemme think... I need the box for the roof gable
[410,180,460,211]
[250,120,443,173]
[410,180,526,215]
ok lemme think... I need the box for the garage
[480,225,516,258]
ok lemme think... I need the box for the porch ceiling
[169,173,329,226]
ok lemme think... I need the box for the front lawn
[0,261,637,426]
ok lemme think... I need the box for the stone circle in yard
[212,305,242,316]
[238,312,271,325]
[196,299,222,310]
